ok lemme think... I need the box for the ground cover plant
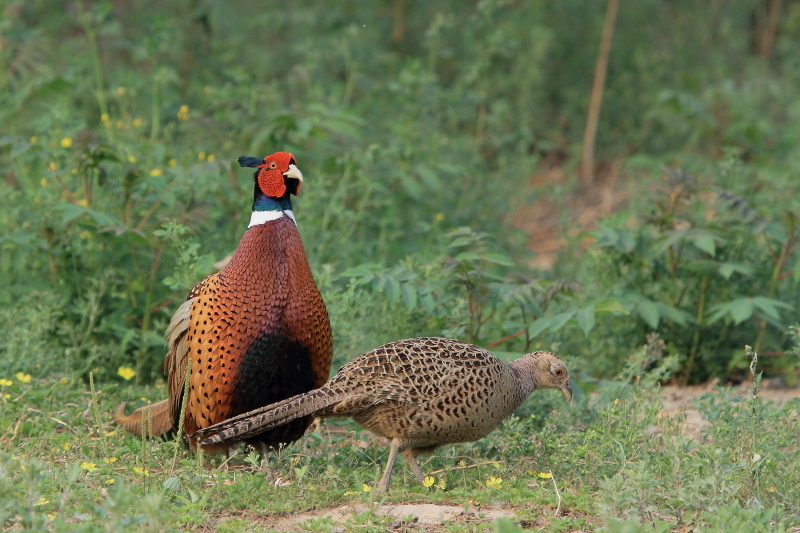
[2,1,800,531]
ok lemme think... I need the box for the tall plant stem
[683,274,711,385]
[76,0,113,142]
[580,0,619,186]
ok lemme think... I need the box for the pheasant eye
[268,161,277,169]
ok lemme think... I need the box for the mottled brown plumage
[190,337,571,490]
[115,152,332,451]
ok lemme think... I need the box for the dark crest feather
[238,156,264,168]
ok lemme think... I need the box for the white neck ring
[248,210,296,228]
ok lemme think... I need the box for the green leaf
[483,252,514,266]
[793,259,800,286]
[692,233,716,256]
[717,262,753,279]
[528,317,552,339]
[386,277,401,303]
[594,299,630,315]
[549,311,575,332]
[751,296,792,320]
[707,299,754,325]
[454,251,484,262]
[637,300,660,329]
[576,305,595,336]
[54,203,121,228]
[400,283,417,310]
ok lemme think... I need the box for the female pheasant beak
[561,382,573,404]
[283,164,303,182]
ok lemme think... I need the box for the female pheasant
[114,152,333,452]
[190,337,572,491]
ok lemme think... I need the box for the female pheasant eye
[555,369,563,377]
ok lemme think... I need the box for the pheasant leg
[376,439,401,492]
[401,448,425,484]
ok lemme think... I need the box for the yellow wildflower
[133,467,150,476]
[106,478,115,485]
[207,154,216,162]
[101,113,110,122]
[35,497,49,506]
[15,373,32,384]
[61,378,69,384]
[434,213,444,222]
[117,87,126,95]
[63,442,72,451]
[423,476,435,488]
[177,105,190,120]
[485,476,503,489]
[40,178,48,187]
[128,155,137,163]
[361,483,371,492]
[81,462,98,472]
[103,457,118,463]
[149,167,162,177]
[169,158,177,167]
[77,199,88,207]
[198,152,206,160]
[48,162,57,171]
[60,137,72,148]
[0,379,12,386]
[537,472,552,479]
[30,136,38,143]
[3,394,10,399]
[117,366,136,380]
[133,118,142,127]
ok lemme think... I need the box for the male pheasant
[190,337,571,491]
[115,151,333,452]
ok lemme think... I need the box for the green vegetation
[1,1,799,531]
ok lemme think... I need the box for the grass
[2,350,799,532]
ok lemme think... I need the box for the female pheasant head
[239,151,304,206]
[512,351,573,403]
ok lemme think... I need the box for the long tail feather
[113,399,173,436]
[193,388,336,445]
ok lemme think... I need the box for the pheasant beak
[561,382,573,404]
[283,164,304,182]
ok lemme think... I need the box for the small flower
[423,476,435,488]
[117,366,136,380]
[343,490,358,496]
[434,213,444,222]
[132,467,150,476]
[149,167,162,177]
[35,497,50,506]
[71,168,78,175]
[198,152,206,160]
[537,472,552,479]
[613,398,619,407]
[101,113,110,122]
[168,158,177,167]
[81,462,98,472]
[77,199,88,207]
[60,137,72,148]
[752,453,762,463]
[40,178,48,187]
[485,476,503,489]
[768,486,776,493]
[361,483,371,493]
[3,394,10,399]
[133,118,142,127]
[30,136,38,143]
[106,477,115,485]
[61,378,69,384]
[128,155,137,163]
[207,154,216,162]
[117,87,126,95]
[48,162,57,171]
[177,105,190,120]
[102,457,118,463]
[116,121,124,129]
[0,379,13,386]
[63,442,72,451]
[15,373,32,384]
[203,86,211,94]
